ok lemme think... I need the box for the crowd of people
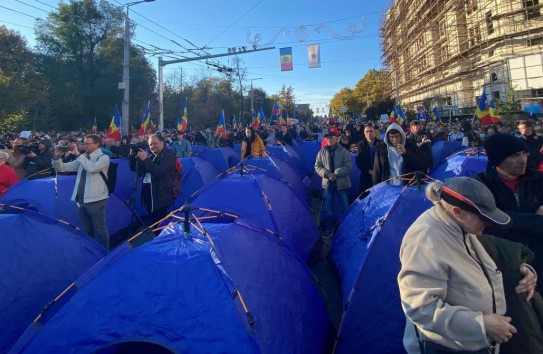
[2,115,543,352]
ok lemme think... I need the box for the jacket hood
[385,123,406,147]
[39,138,52,151]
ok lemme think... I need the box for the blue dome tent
[12,212,330,354]
[172,156,220,208]
[266,144,307,179]
[240,156,308,201]
[109,158,134,202]
[0,176,132,235]
[191,144,208,154]
[295,140,321,175]
[431,140,464,168]
[196,147,240,173]
[187,167,319,260]
[330,180,432,354]
[0,207,106,350]
[430,147,487,180]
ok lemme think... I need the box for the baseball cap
[440,177,510,225]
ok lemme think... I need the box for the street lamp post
[250,78,262,116]
[120,0,155,136]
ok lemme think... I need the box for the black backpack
[98,155,118,196]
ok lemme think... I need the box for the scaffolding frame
[380,0,543,115]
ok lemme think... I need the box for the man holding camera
[22,138,53,180]
[52,134,110,250]
[129,134,177,224]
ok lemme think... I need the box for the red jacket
[0,163,20,196]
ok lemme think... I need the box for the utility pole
[157,46,274,131]
[119,0,155,136]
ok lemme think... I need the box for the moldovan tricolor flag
[178,97,188,132]
[280,47,293,71]
[308,44,321,68]
[106,105,121,141]
[92,117,97,133]
[139,100,151,136]
[216,110,225,135]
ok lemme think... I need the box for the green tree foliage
[35,0,155,130]
[329,70,393,120]
[278,85,295,115]
[0,26,46,130]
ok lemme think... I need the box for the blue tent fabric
[172,157,219,208]
[430,147,487,181]
[12,219,330,354]
[0,210,106,350]
[196,147,240,173]
[241,156,308,201]
[0,176,132,235]
[431,140,464,167]
[191,144,208,154]
[266,145,307,179]
[109,158,135,202]
[331,182,432,354]
[296,140,321,174]
[188,170,319,260]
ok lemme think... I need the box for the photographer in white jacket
[52,134,110,250]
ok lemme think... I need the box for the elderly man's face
[499,151,528,177]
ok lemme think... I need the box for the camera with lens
[129,142,147,155]
[21,144,40,155]
[56,145,70,153]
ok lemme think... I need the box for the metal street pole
[250,78,262,116]
[120,0,155,136]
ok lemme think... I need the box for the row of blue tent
[0,139,489,353]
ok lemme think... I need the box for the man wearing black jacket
[406,120,433,171]
[23,138,53,180]
[129,134,177,224]
[475,133,543,288]
[355,124,380,194]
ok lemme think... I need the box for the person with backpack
[52,134,110,250]
[129,133,177,224]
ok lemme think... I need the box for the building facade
[381,0,543,116]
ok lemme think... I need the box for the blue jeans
[322,184,349,231]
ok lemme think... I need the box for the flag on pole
[177,97,188,132]
[259,106,266,126]
[389,106,399,123]
[398,106,406,125]
[488,99,502,124]
[286,111,291,125]
[106,106,121,141]
[92,117,97,133]
[232,114,238,129]
[238,115,243,128]
[278,111,286,125]
[251,110,259,129]
[431,106,440,122]
[308,44,321,68]
[149,119,157,133]
[216,110,225,135]
[475,90,491,124]
[138,100,151,135]
[271,103,280,118]
[280,47,293,71]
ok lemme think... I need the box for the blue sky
[1,0,386,106]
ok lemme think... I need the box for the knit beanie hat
[484,133,529,168]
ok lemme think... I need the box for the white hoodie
[384,123,406,185]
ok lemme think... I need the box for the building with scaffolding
[381,0,543,118]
